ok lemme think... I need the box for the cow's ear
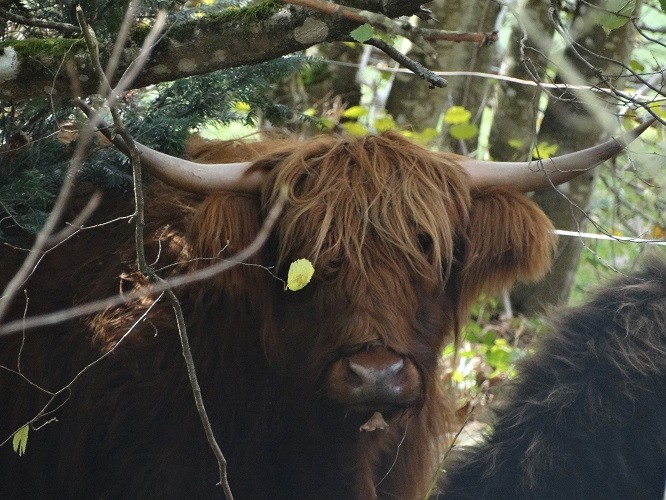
[189,193,269,296]
[459,186,556,304]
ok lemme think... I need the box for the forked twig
[75,4,233,497]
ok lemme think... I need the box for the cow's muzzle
[326,345,423,414]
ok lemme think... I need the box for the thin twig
[105,0,142,83]
[0,7,81,34]
[365,38,446,88]
[75,5,233,497]
[281,0,494,45]
[44,191,102,246]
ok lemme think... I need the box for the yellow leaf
[12,425,28,456]
[449,122,478,140]
[373,115,396,132]
[443,106,472,125]
[342,105,368,119]
[652,225,665,239]
[532,141,559,159]
[341,122,368,137]
[286,259,315,291]
[232,101,251,113]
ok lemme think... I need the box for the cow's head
[131,122,651,425]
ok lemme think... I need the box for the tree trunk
[385,0,501,153]
[511,0,642,314]
[487,0,554,162]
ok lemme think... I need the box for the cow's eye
[320,256,343,281]
[417,233,433,257]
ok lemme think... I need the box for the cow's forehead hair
[255,132,473,284]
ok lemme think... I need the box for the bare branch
[0,7,80,34]
[365,37,446,88]
[74,5,234,496]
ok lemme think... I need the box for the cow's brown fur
[0,132,555,498]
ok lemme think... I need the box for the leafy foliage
[443,106,479,141]
[0,55,312,240]
[350,24,374,43]
[123,55,315,154]
[595,0,637,34]
[443,296,547,422]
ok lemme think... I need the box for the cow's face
[261,134,472,421]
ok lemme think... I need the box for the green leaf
[12,425,29,456]
[449,122,478,141]
[286,259,315,291]
[596,0,636,34]
[629,59,645,73]
[403,127,438,145]
[350,24,374,43]
[486,342,511,372]
[317,117,335,131]
[443,106,472,125]
[660,0,666,12]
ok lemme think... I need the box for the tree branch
[0,7,81,34]
[0,0,497,101]
[365,37,446,88]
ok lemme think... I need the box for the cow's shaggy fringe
[1,132,556,499]
[441,255,666,499]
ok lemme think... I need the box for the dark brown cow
[0,123,653,499]
[439,255,666,500]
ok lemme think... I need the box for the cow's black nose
[327,345,422,411]
[347,356,405,400]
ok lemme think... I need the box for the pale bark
[511,0,642,314]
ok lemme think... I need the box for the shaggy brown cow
[0,122,652,499]
[439,255,666,500]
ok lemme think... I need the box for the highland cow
[0,122,653,499]
[440,256,666,500]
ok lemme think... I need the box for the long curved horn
[133,142,260,194]
[461,119,655,192]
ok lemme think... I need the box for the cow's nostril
[347,357,405,389]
